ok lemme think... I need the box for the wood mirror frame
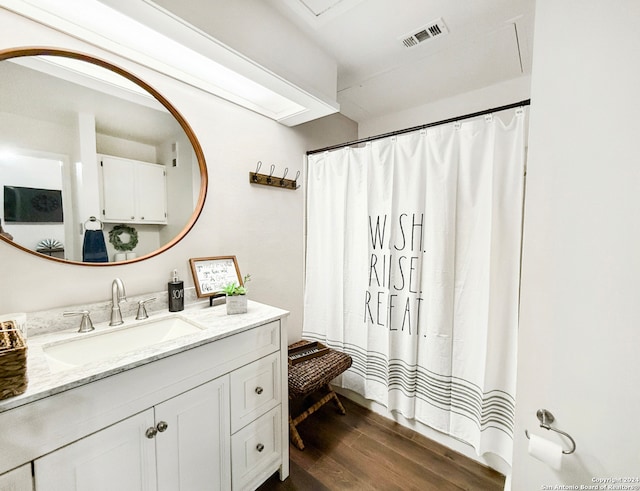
[0,47,208,266]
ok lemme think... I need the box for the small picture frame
[189,256,243,299]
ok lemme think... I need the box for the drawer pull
[255,387,264,395]
[256,443,265,452]
[145,427,157,439]
[156,421,169,432]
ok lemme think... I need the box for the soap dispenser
[168,269,184,312]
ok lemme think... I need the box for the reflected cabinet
[100,155,168,224]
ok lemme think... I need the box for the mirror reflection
[0,50,205,264]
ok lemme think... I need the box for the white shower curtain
[303,111,525,464]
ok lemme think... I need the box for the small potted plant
[222,274,251,315]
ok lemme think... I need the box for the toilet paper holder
[525,409,576,455]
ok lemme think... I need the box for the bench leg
[328,385,347,415]
[289,415,305,450]
[289,385,348,450]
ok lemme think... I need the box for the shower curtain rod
[307,98,531,155]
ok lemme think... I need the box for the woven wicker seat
[288,340,352,450]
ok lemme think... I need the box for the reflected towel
[82,229,108,262]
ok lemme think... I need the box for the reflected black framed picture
[3,185,63,223]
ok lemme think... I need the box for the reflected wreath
[108,224,138,252]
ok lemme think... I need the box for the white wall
[358,75,531,139]
[0,111,75,156]
[512,0,640,487]
[0,9,356,343]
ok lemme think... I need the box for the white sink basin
[43,316,203,372]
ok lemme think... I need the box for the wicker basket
[0,320,28,401]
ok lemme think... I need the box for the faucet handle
[63,310,95,333]
[136,298,157,320]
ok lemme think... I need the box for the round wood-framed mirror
[0,47,207,265]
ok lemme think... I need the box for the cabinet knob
[141,217,145,220]
[130,216,134,220]
[156,421,168,432]
[256,443,265,452]
[145,427,157,439]
[255,387,264,395]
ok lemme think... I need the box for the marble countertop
[0,300,289,413]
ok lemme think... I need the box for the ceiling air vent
[400,18,448,48]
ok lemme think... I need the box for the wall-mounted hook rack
[250,161,299,190]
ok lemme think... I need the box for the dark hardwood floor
[258,397,505,491]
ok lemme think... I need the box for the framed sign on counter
[189,256,243,305]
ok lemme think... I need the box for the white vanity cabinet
[155,377,230,491]
[35,409,159,491]
[99,154,167,224]
[35,376,230,491]
[0,309,289,491]
[0,464,33,491]
[230,352,282,490]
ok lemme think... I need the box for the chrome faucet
[109,278,127,326]
[63,310,95,333]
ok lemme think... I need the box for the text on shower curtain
[364,212,426,336]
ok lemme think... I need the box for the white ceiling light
[0,0,339,125]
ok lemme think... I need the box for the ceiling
[0,0,339,126]
[265,0,536,122]
[2,0,535,126]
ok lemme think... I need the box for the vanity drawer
[230,352,280,433]
[231,405,281,491]
[228,321,280,365]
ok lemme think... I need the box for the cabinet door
[136,162,167,223]
[155,376,231,491]
[101,156,136,222]
[0,464,32,491]
[35,409,157,491]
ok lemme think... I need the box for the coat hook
[253,161,262,182]
[292,170,300,189]
[280,167,289,186]
[267,164,275,184]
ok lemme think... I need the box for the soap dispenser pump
[168,269,184,312]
